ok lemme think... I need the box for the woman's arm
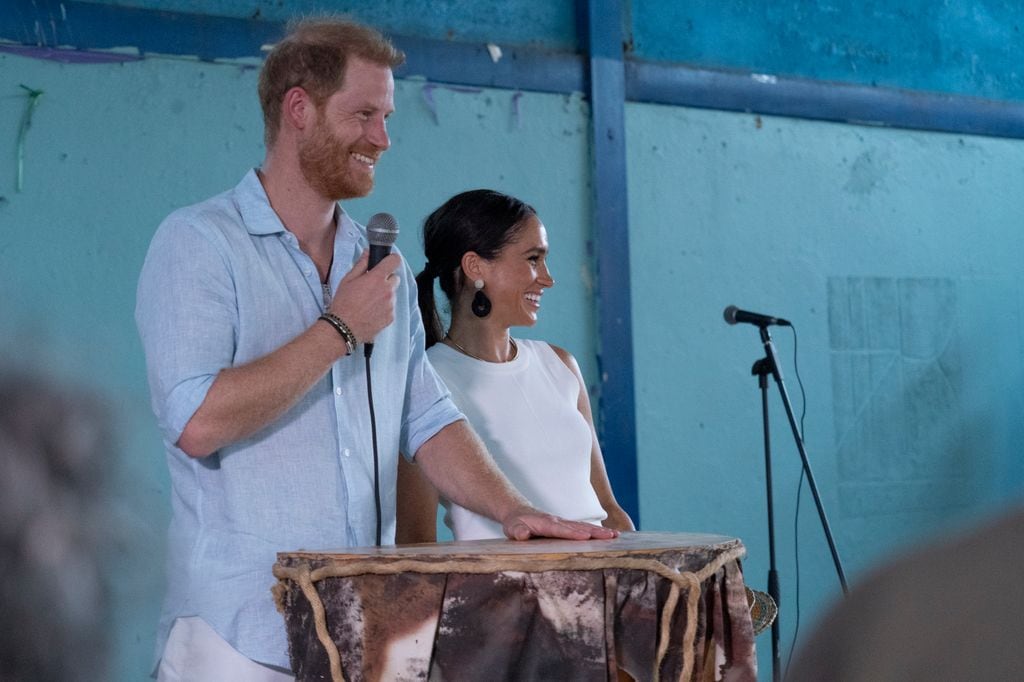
[549,344,636,532]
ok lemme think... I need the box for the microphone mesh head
[723,305,739,325]
[367,212,399,247]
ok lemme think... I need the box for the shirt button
[342,448,351,457]
[334,387,343,396]
[304,269,312,276]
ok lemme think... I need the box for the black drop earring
[471,279,491,318]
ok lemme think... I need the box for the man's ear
[282,86,315,133]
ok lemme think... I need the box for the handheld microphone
[723,305,791,327]
[367,212,399,269]
[364,213,399,357]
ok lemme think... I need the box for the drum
[272,531,757,682]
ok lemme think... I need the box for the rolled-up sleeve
[136,209,238,445]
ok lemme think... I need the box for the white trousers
[156,616,294,682]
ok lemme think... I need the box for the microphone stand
[749,324,848,682]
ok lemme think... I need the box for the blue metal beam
[626,59,1024,141]
[579,0,641,525]
[4,0,1024,140]
[395,34,585,95]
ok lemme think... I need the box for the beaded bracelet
[319,313,357,355]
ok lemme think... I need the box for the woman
[398,189,634,542]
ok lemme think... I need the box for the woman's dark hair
[416,189,537,348]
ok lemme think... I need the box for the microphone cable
[364,349,383,547]
[783,325,808,679]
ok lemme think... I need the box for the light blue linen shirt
[136,169,462,670]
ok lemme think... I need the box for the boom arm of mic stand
[758,325,849,594]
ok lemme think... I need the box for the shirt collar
[233,169,283,236]
[233,168,355,239]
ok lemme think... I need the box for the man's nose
[368,117,390,150]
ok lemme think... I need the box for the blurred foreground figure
[0,372,112,682]
[787,505,1024,681]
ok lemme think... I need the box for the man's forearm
[415,420,620,542]
[177,321,348,457]
[414,420,532,524]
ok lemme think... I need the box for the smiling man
[135,18,616,682]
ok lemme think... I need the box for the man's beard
[298,121,375,201]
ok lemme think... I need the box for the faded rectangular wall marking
[828,276,967,517]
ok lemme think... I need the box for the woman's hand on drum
[502,507,620,541]
[602,506,636,533]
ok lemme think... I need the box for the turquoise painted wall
[627,102,1024,668]
[4,2,1024,679]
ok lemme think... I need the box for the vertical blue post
[579,0,639,524]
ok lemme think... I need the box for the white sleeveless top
[427,338,607,540]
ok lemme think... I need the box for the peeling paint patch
[511,91,523,129]
[844,150,886,194]
[16,84,44,192]
[420,83,488,125]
